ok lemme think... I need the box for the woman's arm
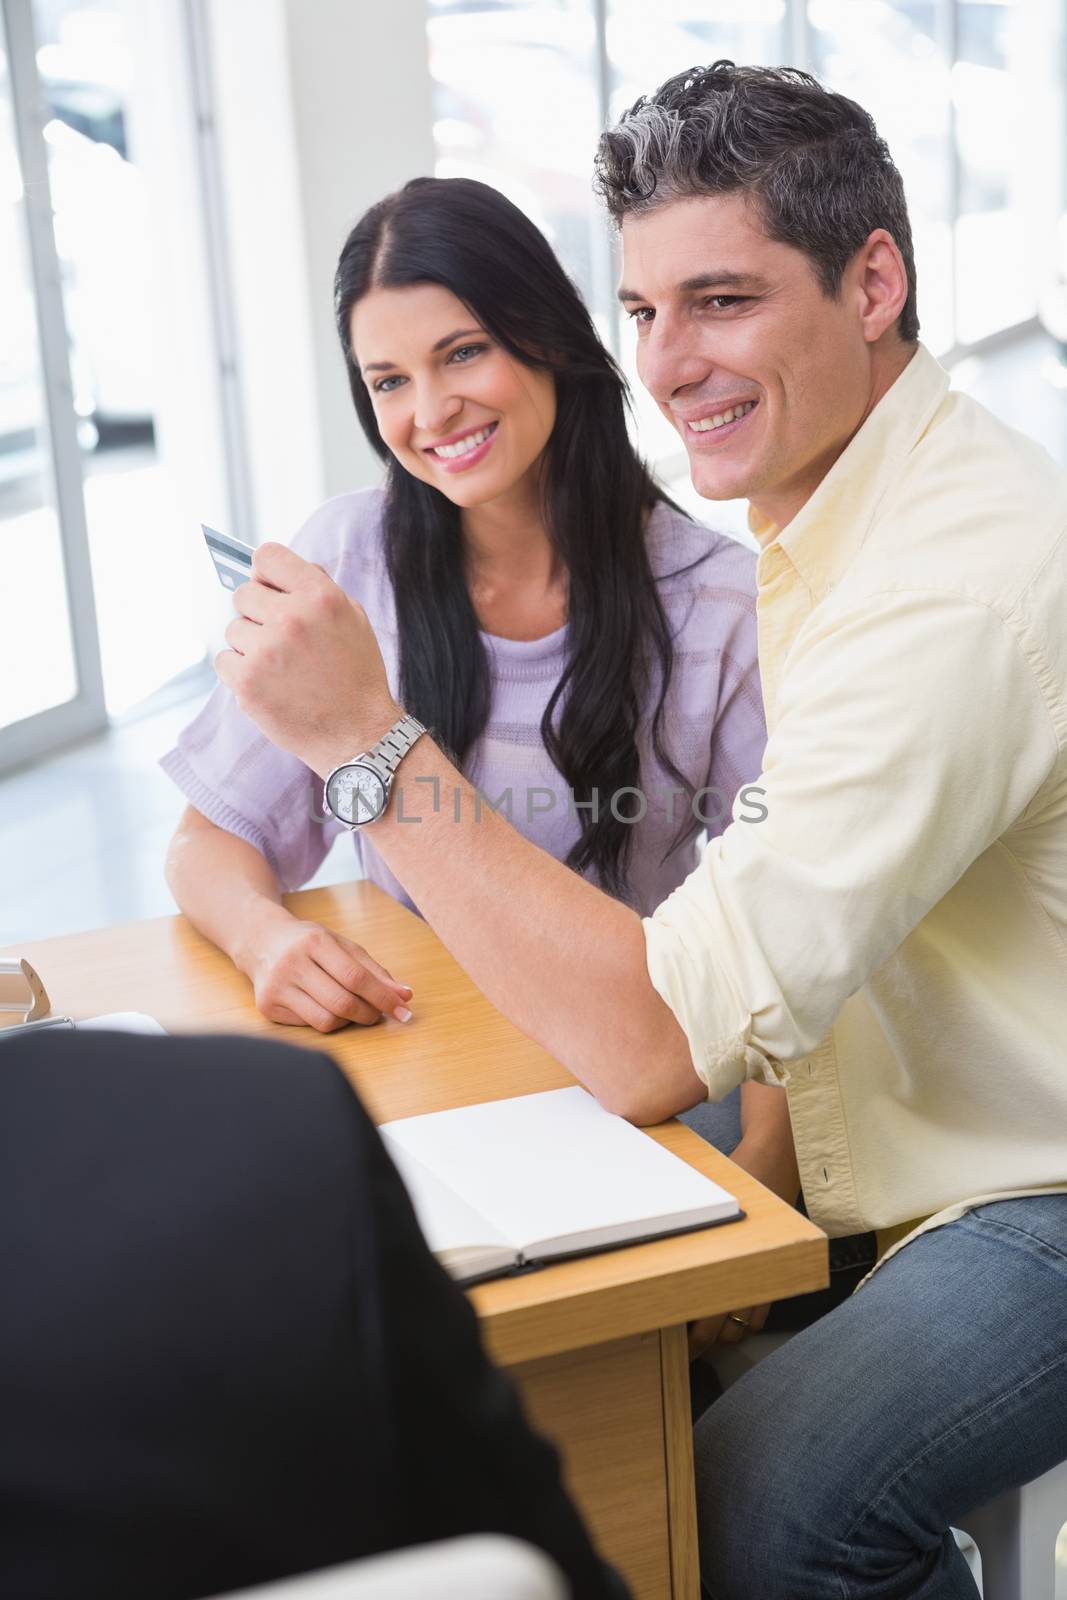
[165,806,412,1029]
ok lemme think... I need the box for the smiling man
[217,63,1067,1599]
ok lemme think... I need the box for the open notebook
[380,1085,742,1286]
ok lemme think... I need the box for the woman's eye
[449,343,485,363]
[373,374,405,394]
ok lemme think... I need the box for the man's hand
[687,1301,770,1361]
[215,542,401,776]
[688,1082,800,1362]
[238,905,414,1031]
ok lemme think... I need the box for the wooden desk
[3,882,827,1599]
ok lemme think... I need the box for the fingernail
[392,1006,413,1024]
[397,983,413,997]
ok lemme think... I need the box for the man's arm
[217,544,704,1123]
[216,545,1056,1129]
[347,732,705,1125]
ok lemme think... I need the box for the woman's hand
[239,906,414,1031]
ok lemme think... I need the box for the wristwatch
[322,713,427,828]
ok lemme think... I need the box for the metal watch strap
[372,713,426,781]
[353,713,426,789]
[323,714,427,829]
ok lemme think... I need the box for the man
[0,1029,625,1599]
[217,63,1067,1599]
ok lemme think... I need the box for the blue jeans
[679,1091,742,1157]
[693,1193,1067,1599]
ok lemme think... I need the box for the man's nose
[414,376,463,438]
[638,315,714,406]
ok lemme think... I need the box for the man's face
[620,193,881,529]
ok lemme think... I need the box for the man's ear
[855,228,909,344]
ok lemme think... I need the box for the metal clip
[0,1014,75,1043]
[0,958,53,1024]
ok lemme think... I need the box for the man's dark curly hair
[594,61,919,343]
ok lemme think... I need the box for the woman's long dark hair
[334,176,698,899]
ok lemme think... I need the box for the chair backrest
[207,1535,568,1600]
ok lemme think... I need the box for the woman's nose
[414,380,463,438]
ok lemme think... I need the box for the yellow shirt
[643,343,1067,1245]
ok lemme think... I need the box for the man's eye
[706,295,747,310]
[625,306,654,324]
[373,374,405,393]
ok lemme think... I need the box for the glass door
[31,0,215,716]
[0,0,105,772]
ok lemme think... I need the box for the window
[810,0,954,354]
[426,0,1066,475]
[427,0,611,332]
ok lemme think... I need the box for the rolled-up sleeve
[644,588,1058,1099]
[159,691,344,891]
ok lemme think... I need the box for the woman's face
[351,283,557,511]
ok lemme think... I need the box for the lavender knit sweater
[161,490,766,916]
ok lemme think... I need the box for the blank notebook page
[379,1084,737,1254]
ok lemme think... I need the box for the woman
[162,176,765,1043]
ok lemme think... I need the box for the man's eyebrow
[617,272,769,303]
[360,327,485,375]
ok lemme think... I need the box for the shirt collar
[749,343,950,597]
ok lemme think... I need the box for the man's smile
[679,398,759,446]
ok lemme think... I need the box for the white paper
[76,1012,167,1034]
[380,1085,739,1261]
[383,1135,515,1281]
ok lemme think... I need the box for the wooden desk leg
[512,1332,673,1599]
[661,1324,700,1600]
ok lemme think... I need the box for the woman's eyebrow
[431,325,484,351]
[361,327,485,375]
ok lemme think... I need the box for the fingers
[689,1301,773,1364]
[214,646,238,688]
[748,1302,772,1336]
[286,980,379,1031]
[297,965,387,1028]
[688,1316,727,1362]
[234,556,355,648]
[253,924,414,1034]
[232,578,270,623]
[251,541,323,592]
[334,933,413,998]
[318,932,413,1020]
[716,1306,757,1346]
[263,1001,307,1027]
[257,972,380,1032]
[223,615,260,656]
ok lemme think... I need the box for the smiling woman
[351,281,557,506]
[159,176,766,1042]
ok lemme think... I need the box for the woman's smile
[423,420,500,473]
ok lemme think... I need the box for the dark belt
[763,1227,878,1333]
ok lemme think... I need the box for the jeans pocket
[964,1193,1067,1267]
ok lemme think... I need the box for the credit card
[202,523,255,590]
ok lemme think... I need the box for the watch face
[327,764,387,825]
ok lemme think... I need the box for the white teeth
[432,425,494,459]
[687,400,756,433]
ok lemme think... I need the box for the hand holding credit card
[202,523,255,589]
[205,525,416,1031]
